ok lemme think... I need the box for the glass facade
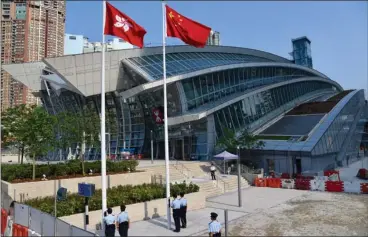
[311,90,365,157]
[125,52,273,80]
[181,66,316,110]
[292,37,313,68]
[214,81,335,139]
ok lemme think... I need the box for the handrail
[172,158,192,180]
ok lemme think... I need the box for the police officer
[208,212,222,237]
[117,204,130,237]
[179,192,187,228]
[171,193,181,232]
[103,208,116,237]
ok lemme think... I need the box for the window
[69,36,76,40]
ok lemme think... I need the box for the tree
[1,104,35,164]
[23,106,57,180]
[216,127,265,167]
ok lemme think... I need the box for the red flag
[104,2,146,48]
[166,5,211,48]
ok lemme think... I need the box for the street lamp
[237,146,242,207]
[150,130,154,164]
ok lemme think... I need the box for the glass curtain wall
[214,81,335,138]
[181,66,318,111]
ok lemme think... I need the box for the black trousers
[118,221,129,237]
[180,206,187,227]
[211,171,216,180]
[105,224,116,237]
[213,232,221,237]
[173,209,181,231]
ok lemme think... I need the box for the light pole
[237,146,242,207]
[150,130,154,164]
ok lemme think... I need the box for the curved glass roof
[125,52,278,80]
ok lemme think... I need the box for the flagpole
[101,0,107,231]
[162,1,171,230]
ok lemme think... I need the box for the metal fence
[8,202,97,236]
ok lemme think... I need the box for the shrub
[1,160,139,182]
[24,182,199,217]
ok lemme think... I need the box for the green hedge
[24,182,199,217]
[1,160,139,182]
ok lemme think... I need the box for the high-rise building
[206,30,220,46]
[1,0,65,110]
[64,34,134,55]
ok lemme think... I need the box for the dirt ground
[226,192,368,236]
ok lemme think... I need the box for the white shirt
[210,166,216,171]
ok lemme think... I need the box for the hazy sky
[66,1,368,95]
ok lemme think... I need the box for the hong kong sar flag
[104,2,147,48]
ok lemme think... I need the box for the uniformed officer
[171,193,181,232]
[208,212,222,237]
[116,204,130,237]
[103,208,116,237]
[179,192,187,228]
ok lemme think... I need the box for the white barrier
[281,179,295,189]
[343,181,361,193]
[310,180,326,191]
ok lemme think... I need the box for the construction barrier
[310,180,326,192]
[324,170,339,177]
[357,169,368,179]
[254,178,267,187]
[12,223,29,237]
[281,179,295,189]
[267,178,282,188]
[343,181,361,193]
[281,173,290,179]
[295,179,311,190]
[295,174,314,180]
[325,181,344,192]
[1,208,7,235]
[361,183,368,194]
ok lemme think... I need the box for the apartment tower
[1,0,65,110]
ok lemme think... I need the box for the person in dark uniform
[171,193,181,232]
[208,212,222,237]
[103,208,116,237]
[179,192,187,228]
[116,204,130,237]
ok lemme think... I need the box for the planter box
[59,192,205,229]
[1,171,153,201]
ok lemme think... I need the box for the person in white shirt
[116,205,130,237]
[210,163,217,180]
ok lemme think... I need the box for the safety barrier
[281,173,290,179]
[361,183,368,194]
[358,169,368,179]
[325,181,344,192]
[343,181,361,193]
[1,208,7,235]
[281,179,295,189]
[295,179,311,190]
[310,180,326,191]
[255,176,368,194]
[12,223,29,237]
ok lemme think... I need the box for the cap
[210,212,218,218]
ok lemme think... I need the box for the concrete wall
[60,192,206,230]
[1,171,153,201]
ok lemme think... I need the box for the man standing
[179,192,187,228]
[171,193,181,232]
[103,208,116,237]
[210,163,217,180]
[117,204,130,237]
[208,212,222,237]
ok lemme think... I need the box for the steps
[224,176,250,192]
[143,165,188,183]
[196,181,223,198]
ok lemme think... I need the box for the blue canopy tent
[213,151,238,174]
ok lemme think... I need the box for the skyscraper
[1,0,65,110]
[206,30,220,46]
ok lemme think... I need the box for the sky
[65,1,368,94]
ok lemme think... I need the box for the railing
[172,158,192,180]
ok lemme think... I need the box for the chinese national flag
[104,2,147,48]
[166,5,211,48]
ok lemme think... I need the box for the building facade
[206,30,220,46]
[1,0,65,110]
[3,43,366,173]
[64,34,134,55]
